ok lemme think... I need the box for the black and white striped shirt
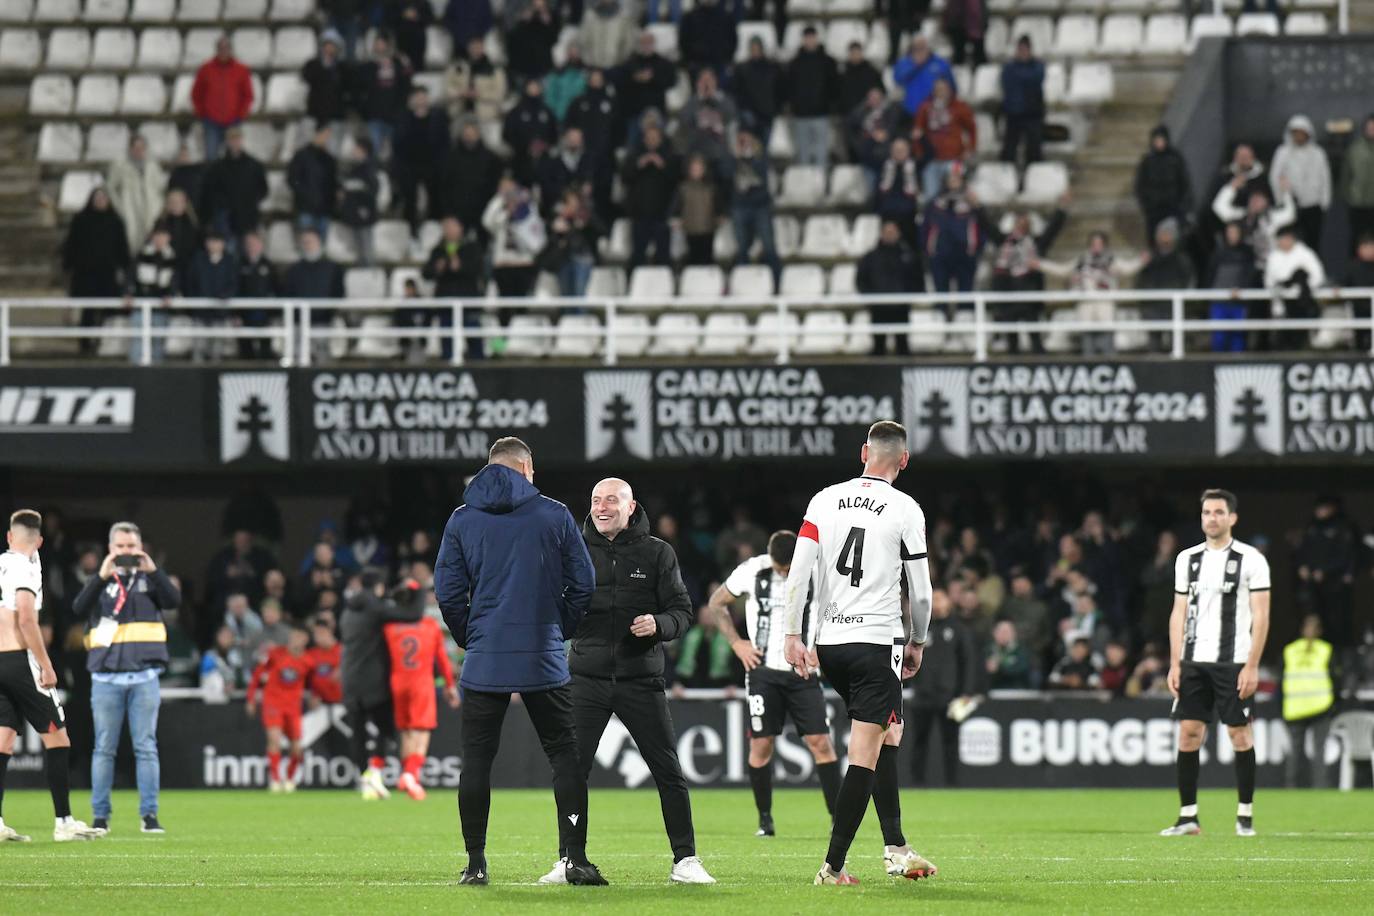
[1174,539,1270,665]
[724,555,817,671]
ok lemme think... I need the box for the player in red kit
[247,625,313,792]
[383,593,458,801]
[306,618,343,706]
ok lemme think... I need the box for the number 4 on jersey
[836,527,865,587]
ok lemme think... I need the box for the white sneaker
[282,779,298,794]
[0,823,30,842]
[1236,816,1256,837]
[538,858,569,885]
[1159,819,1202,836]
[884,845,938,879]
[361,767,390,800]
[269,780,284,794]
[670,856,716,885]
[53,818,104,842]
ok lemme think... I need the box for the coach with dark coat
[560,477,716,884]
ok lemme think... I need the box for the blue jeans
[921,160,954,206]
[732,204,781,278]
[202,120,231,161]
[1210,302,1248,352]
[791,116,831,169]
[367,120,393,160]
[91,677,161,818]
[128,307,168,364]
[296,212,331,241]
[558,257,593,298]
[646,0,681,23]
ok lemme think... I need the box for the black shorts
[1172,662,1251,727]
[0,649,65,733]
[746,666,830,738]
[817,640,903,728]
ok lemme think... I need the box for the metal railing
[3,288,1373,367]
[1212,0,1348,32]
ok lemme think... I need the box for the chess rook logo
[219,373,290,463]
[1214,366,1283,457]
[584,371,653,461]
[901,368,970,457]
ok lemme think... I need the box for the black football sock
[1235,748,1256,807]
[1177,749,1200,814]
[816,760,841,816]
[0,751,9,816]
[825,764,876,874]
[46,746,71,819]
[872,744,906,847]
[458,754,492,873]
[748,763,773,818]
[548,743,589,864]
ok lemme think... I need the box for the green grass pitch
[2,787,1370,913]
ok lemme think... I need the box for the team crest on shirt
[280,669,300,684]
[1226,560,1238,574]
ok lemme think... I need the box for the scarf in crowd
[995,234,1039,276]
[1072,249,1116,292]
[879,157,918,198]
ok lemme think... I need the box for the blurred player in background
[383,580,459,800]
[247,624,312,792]
[1162,489,1270,838]
[306,617,343,707]
[709,530,839,837]
[784,422,937,886]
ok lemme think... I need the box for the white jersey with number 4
[797,475,927,648]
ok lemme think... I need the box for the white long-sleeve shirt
[1264,241,1326,298]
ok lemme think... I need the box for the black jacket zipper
[608,546,617,684]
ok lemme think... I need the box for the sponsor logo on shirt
[629,568,647,580]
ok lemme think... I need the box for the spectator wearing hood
[63,187,129,351]
[386,0,433,71]
[191,34,255,162]
[677,69,738,174]
[623,124,680,269]
[393,86,451,232]
[106,134,167,258]
[506,0,561,83]
[943,0,986,66]
[857,219,923,357]
[199,125,268,241]
[1264,222,1325,350]
[443,0,493,53]
[727,129,781,283]
[580,0,638,69]
[838,41,884,117]
[1134,125,1192,246]
[678,0,736,80]
[504,78,560,182]
[287,124,339,240]
[544,42,588,123]
[616,32,676,147]
[354,33,413,160]
[893,35,953,116]
[1270,114,1331,251]
[913,77,976,206]
[786,27,840,169]
[734,37,784,148]
[1206,221,1257,352]
[1000,35,1044,167]
[922,168,982,317]
[303,30,350,134]
[446,35,508,125]
[443,119,503,236]
[1341,116,1374,254]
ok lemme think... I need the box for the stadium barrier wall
[4,695,1349,791]
[5,357,1374,468]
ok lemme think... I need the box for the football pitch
[2,787,1370,913]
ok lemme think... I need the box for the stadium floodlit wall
[4,359,1374,468]
[1,696,1331,790]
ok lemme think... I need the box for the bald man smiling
[540,478,716,886]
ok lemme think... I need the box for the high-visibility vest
[1282,638,1333,722]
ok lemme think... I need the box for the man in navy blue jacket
[434,436,606,887]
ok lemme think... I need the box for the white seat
[233,27,273,69]
[1330,710,1374,791]
[830,0,871,12]
[665,70,690,114]
[96,315,131,357]
[648,313,700,356]
[827,164,869,207]
[799,214,850,260]
[223,0,266,17]
[91,27,135,68]
[415,220,442,254]
[712,221,737,263]
[586,266,625,298]
[371,220,410,263]
[1143,14,1187,55]
[344,267,387,300]
[845,214,880,258]
[678,265,724,299]
[325,228,357,265]
[975,111,999,156]
[37,122,83,162]
[787,0,822,16]
[120,75,166,114]
[272,26,316,69]
[628,266,675,302]
[844,309,871,355]
[265,72,307,114]
[265,220,296,263]
[82,0,125,20]
[178,0,220,19]
[0,0,34,19]
[824,20,868,62]
[829,262,856,296]
[264,169,291,212]
[1067,62,1113,106]
[609,313,650,359]
[645,22,677,60]
[136,28,181,69]
[1236,12,1280,36]
[1284,12,1328,35]
[169,73,196,114]
[550,315,601,358]
[768,116,794,160]
[45,27,90,68]
[1043,62,1066,107]
[909,309,947,354]
[181,28,218,67]
[1018,0,1061,11]
[773,215,800,260]
[1112,307,1149,353]
[1008,16,1054,56]
[971,63,1001,106]
[1018,161,1069,206]
[85,122,129,162]
[734,21,777,62]
[1042,306,1079,353]
[424,27,451,68]
[137,121,179,160]
[33,0,77,18]
[1100,14,1143,55]
[268,0,311,20]
[1051,14,1097,57]
[0,29,41,69]
[58,170,100,212]
[780,263,825,300]
[30,74,74,114]
[863,22,889,67]
[237,121,278,163]
[729,264,775,299]
[748,311,801,355]
[353,315,402,359]
[778,20,810,60]
[795,310,848,355]
[1188,14,1232,49]
[74,74,121,114]
[777,165,826,209]
[388,266,429,299]
[970,161,1019,206]
[598,218,631,263]
[983,16,1010,57]
[128,0,173,19]
[1311,305,1352,350]
[160,315,194,359]
[697,312,751,355]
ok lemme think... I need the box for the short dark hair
[867,420,907,449]
[489,436,533,464]
[768,530,798,567]
[1359,231,1374,247]
[1200,488,1237,513]
[9,510,41,534]
[802,25,818,36]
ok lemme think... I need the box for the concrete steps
[0,117,63,294]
